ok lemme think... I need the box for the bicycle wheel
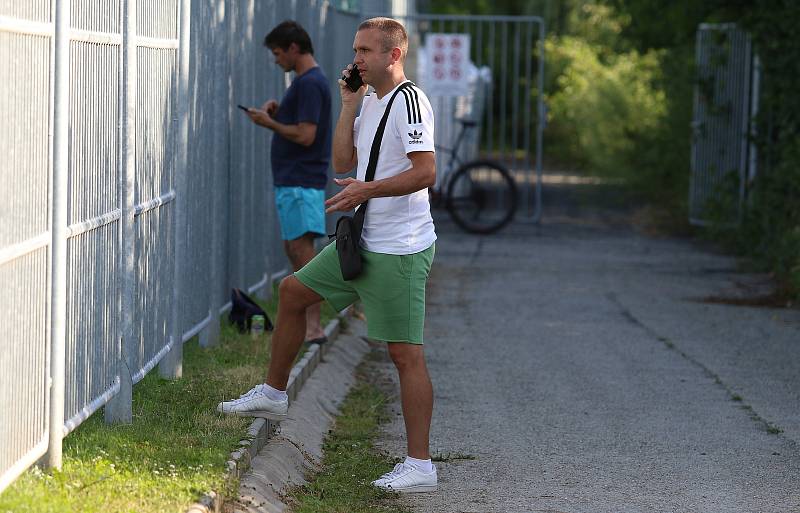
[445,160,517,234]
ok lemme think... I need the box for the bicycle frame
[434,122,473,193]
[429,120,519,233]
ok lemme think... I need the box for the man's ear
[391,47,402,64]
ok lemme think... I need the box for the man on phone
[242,20,331,345]
[220,17,439,493]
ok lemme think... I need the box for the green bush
[545,35,667,181]
[541,1,696,224]
[426,0,800,295]
[738,140,800,293]
[700,1,800,298]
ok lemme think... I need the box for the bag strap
[364,81,414,183]
[353,81,415,228]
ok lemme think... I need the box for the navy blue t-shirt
[270,66,331,190]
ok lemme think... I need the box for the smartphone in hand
[342,64,364,92]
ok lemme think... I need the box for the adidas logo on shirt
[408,129,424,144]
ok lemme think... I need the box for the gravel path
[375,197,800,513]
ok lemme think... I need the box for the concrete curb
[232,323,371,512]
[185,314,346,513]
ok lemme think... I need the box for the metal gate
[364,12,545,222]
[690,23,759,226]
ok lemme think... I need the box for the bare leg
[284,234,325,341]
[387,343,433,460]
[265,275,323,390]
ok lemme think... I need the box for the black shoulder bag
[333,81,414,280]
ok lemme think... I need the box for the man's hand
[332,66,365,173]
[325,177,373,213]
[245,108,274,129]
[261,99,279,116]
[337,65,368,109]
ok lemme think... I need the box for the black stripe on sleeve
[411,87,422,124]
[400,88,413,124]
[405,87,416,124]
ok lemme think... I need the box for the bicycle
[429,119,518,234]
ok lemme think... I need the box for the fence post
[533,19,545,223]
[160,0,191,377]
[105,0,137,424]
[235,0,252,291]
[746,53,760,190]
[45,0,70,469]
[200,0,227,348]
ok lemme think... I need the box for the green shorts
[295,241,435,344]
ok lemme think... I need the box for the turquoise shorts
[274,186,326,241]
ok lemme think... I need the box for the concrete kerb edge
[184,310,348,513]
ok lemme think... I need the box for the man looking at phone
[219,17,438,493]
[243,20,331,345]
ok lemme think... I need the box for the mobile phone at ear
[237,104,249,112]
[342,64,363,92]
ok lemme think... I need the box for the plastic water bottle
[251,315,265,339]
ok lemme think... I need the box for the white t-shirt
[353,81,437,255]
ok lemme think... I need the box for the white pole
[46,0,70,469]
[160,0,191,377]
[200,0,227,348]
[533,19,545,223]
[105,0,137,424]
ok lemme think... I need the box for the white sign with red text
[424,33,470,97]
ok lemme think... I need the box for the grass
[766,424,784,435]
[285,369,410,513]
[0,285,337,513]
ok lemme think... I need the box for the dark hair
[264,20,314,54]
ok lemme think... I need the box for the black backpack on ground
[228,288,274,333]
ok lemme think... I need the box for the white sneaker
[372,462,438,493]
[216,384,288,420]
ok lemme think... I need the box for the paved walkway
[374,182,800,513]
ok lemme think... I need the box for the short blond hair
[358,17,408,60]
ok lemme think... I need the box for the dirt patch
[696,291,796,309]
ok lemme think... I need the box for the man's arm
[270,119,317,146]
[332,65,368,173]
[332,105,359,173]
[325,151,435,213]
[246,109,317,147]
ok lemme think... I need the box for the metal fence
[373,13,546,221]
[690,23,760,226]
[0,0,404,494]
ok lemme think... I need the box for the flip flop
[304,336,328,345]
